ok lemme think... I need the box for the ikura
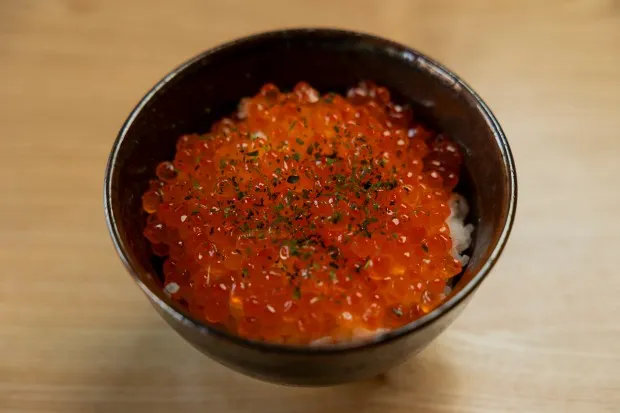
[142,81,467,345]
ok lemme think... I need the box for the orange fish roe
[142,82,466,345]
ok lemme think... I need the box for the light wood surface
[1,0,619,412]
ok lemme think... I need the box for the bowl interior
[106,29,515,340]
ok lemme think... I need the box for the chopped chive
[331,211,343,224]
[293,286,301,300]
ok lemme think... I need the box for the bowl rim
[104,27,517,354]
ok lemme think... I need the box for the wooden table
[1,0,618,412]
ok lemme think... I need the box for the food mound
[141,81,473,345]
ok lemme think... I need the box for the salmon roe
[142,82,465,345]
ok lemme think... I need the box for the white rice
[310,328,390,346]
[237,98,250,120]
[309,336,333,346]
[447,193,474,266]
[164,282,180,296]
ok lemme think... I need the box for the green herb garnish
[331,211,343,224]
[329,271,337,282]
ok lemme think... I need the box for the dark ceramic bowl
[104,28,516,386]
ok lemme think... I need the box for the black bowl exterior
[150,292,471,385]
[105,29,516,385]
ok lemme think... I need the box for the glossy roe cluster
[142,82,464,345]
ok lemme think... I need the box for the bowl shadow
[88,319,459,413]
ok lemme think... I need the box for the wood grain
[1,0,619,412]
